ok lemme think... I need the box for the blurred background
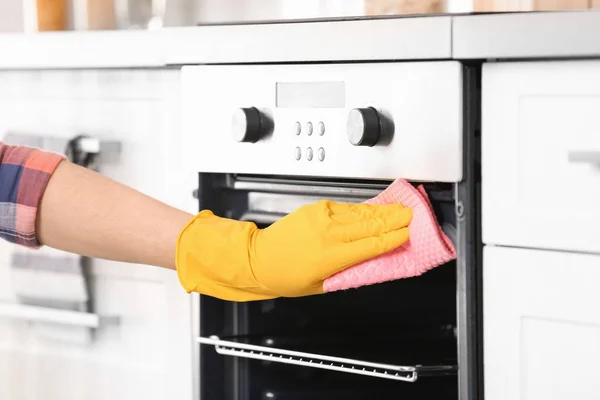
[0,1,597,400]
[0,0,598,32]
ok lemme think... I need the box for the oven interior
[196,173,460,400]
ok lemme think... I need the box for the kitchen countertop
[1,10,600,69]
[0,29,166,69]
[164,15,453,64]
[452,11,600,59]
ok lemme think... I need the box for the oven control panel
[181,62,463,182]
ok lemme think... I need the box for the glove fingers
[327,227,410,275]
[329,202,408,223]
[330,207,412,242]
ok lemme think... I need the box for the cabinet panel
[484,246,600,400]
[0,68,193,400]
[483,60,600,254]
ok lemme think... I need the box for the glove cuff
[175,210,273,301]
[175,210,214,293]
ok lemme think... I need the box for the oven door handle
[197,335,455,382]
[239,211,286,225]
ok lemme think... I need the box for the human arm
[0,141,190,269]
[36,160,192,270]
[1,142,412,301]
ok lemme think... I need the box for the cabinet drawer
[484,246,600,400]
[482,60,600,253]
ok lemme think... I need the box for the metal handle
[197,335,456,382]
[568,150,600,165]
[239,211,285,225]
[232,178,384,198]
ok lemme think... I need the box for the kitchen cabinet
[0,68,195,400]
[484,246,600,400]
[483,59,600,400]
[482,60,600,254]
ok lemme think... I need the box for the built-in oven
[181,60,481,400]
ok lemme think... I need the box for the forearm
[36,161,193,270]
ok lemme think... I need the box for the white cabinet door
[482,60,600,254]
[0,69,194,400]
[484,246,600,400]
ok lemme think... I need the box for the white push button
[294,147,301,160]
[318,122,325,136]
[306,147,313,161]
[306,122,313,136]
[318,147,325,161]
[295,121,301,135]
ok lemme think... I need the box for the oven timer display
[276,81,345,109]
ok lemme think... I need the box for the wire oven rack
[197,335,456,382]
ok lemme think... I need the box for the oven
[180,59,482,400]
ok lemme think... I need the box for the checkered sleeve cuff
[0,143,65,248]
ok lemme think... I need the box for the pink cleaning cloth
[323,178,457,292]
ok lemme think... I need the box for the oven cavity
[196,174,460,400]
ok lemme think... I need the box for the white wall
[0,0,24,32]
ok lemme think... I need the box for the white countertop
[2,10,600,70]
[0,16,454,69]
[0,29,166,69]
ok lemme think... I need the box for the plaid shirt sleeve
[0,142,65,248]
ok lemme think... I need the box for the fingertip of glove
[378,206,412,233]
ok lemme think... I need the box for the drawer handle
[568,150,600,165]
[0,302,119,328]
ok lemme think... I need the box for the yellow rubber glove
[175,200,412,302]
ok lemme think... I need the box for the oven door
[194,173,461,400]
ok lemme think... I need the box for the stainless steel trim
[233,179,386,198]
[568,150,600,165]
[453,11,600,60]
[197,336,456,383]
[191,293,201,400]
[166,17,452,65]
[235,174,391,188]
[182,62,463,182]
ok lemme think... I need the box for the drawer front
[0,277,171,400]
[482,60,600,253]
[484,246,600,400]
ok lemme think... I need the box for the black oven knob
[346,107,381,147]
[232,107,264,143]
